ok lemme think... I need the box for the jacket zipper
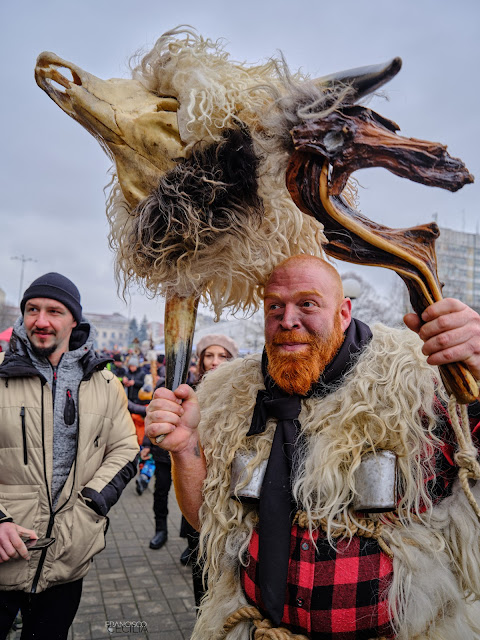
[30,378,82,594]
[20,407,28,465]
[30,370,83,594]
[51,367,57,407]
[30,513,54,595]
[31,380,51,595]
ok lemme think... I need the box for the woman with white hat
[194,334,239,383]
[180,333,239,608]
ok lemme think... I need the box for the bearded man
[146,255,480,640]
[0,272,139,640]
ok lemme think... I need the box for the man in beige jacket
[0,272,139,640]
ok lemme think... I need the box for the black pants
[153,461,172,532]
[187,530,207,608]
[180,516,206,608]
[0,579,83,640]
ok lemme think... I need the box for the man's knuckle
[442,347,456,361]
[466,341,477,357]
[437,333,450,348]
[436,316,450,331]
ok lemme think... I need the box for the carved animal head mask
[35,27,401,314]
[35,27,474,399]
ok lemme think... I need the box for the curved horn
[315,57,402,103]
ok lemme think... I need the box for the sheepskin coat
[192,323,480,640]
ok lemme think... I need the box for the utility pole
[11,255,37,306]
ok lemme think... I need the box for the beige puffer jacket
[0,351,139,593]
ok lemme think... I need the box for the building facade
[84,312,130,351]
[148,321,165,347]
[0,287,19,334]
[435,226,480,313]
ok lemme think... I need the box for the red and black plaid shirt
[242,525,394,639]
[240,401,480,639]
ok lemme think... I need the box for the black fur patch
[132,126,263,256]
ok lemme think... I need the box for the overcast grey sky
[1,0,478,323]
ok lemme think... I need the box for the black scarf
[246,318,372,625]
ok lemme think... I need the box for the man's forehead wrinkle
[263,289,324,301]
[297,289,324,298]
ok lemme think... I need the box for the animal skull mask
[35,27,474,397]
[35,51,187,207]
[34,27,401,316]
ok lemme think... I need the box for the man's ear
[339,297,352,332]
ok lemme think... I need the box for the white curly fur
[191,325,480,639]
[105,27,361,317]
[385,482,480,638]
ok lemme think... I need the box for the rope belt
[222,606,308,639]
[293,510,394,559]
[448,394,480,521]
[222,605,388,640]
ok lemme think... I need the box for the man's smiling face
[263,256,352,395]
[24,298,77,364]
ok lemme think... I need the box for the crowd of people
[3,262,480,640]
[97,333,240,608]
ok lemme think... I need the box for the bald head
[265,255,345,306]
[263,255,351,395]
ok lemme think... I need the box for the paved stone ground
[7,479,197,640]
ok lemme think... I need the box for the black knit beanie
[20,272,82,325]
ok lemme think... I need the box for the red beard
[266,318,345,396]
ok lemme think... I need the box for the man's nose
[280,304,301,330]
[35,311,50,327]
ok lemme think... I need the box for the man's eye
[302,301,316,308]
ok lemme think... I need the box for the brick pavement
[7,478,197,640]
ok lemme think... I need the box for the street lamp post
[11,255,37,306]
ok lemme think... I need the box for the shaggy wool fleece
[191,324,480,639]
[106,27,364,317]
